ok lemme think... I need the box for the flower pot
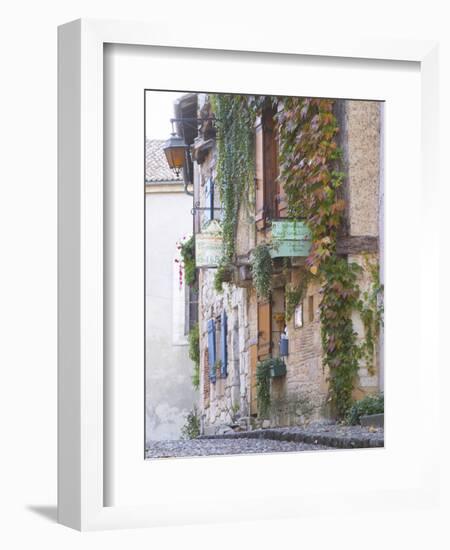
[270,362,286,378]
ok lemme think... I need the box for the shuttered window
[276,153,288,218]
[207,318,216,383]
[255,107,285,229]
[220,310,228,377]
[263,107,278,220]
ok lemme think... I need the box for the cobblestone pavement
[146,438,332,459]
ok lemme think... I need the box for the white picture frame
[58,18,440,531]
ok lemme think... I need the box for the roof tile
[145,139,182,183]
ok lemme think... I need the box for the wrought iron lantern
[163,132,188,177]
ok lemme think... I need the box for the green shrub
[345,393,384,425]
[188,323,200,390]
[256,357,284,417]
[256,359,272,418]
[179,235,196,286]
[213,263,232,293]
[181,406,200,439]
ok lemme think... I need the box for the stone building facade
[185,94,382,434]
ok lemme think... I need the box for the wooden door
[249,344,258,416]
[257,301,271,360]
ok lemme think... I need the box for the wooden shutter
[207,319,216,383]
[255,118,265,231]
[220,310,228,377]
[276,137,288,218]
[257,301,271,360]
[263,109,278,220]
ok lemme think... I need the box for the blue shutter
[205,178,214,221]
[209,179,215,221]
[220,310,228,377]
[207,319,216,383]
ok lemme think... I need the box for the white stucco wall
[145,187,199,442]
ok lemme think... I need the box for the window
[294,303,303,328]
[207,311,228,382]
[255,106,287,231]
[308,295,315,323]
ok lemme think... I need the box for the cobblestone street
[146,423,384,459]
[146,438,332,459]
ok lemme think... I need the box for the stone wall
[350,252,381,399]
[198,269,253,433]
[280,276,328,424]
[274,99,382,425]
[346,101,380,237]
[345,99,381,396]
[194,96,257,434]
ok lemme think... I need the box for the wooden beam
[336,235,379,255]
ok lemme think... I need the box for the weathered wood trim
[191,137,215,164]
[336,235,379,254]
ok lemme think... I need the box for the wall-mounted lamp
[163,132,188,177]
[163,117,218,196]
[163,117,217,174]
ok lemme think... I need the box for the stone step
[360,413,384,428]
[198,427,384,449]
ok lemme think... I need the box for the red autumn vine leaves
[276,97,345,273]
[275,96,365,417]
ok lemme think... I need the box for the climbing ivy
[213,263,229,293]
[176,235,196,287]
[319,257,362,418]
[276,97,345,275]
[256,358,272,418]
[285,267,312,321]
[276,97,383,418]
[188,323,200,390]
[250,243,273,300]
[357,256,384,376]
[209,94,256,290]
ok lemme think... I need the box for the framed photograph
[58,19,440,531]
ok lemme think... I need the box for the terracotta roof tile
[145,139,182,184]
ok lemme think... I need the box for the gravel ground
[146,438,332,459]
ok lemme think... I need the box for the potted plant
[269,357,286,378]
